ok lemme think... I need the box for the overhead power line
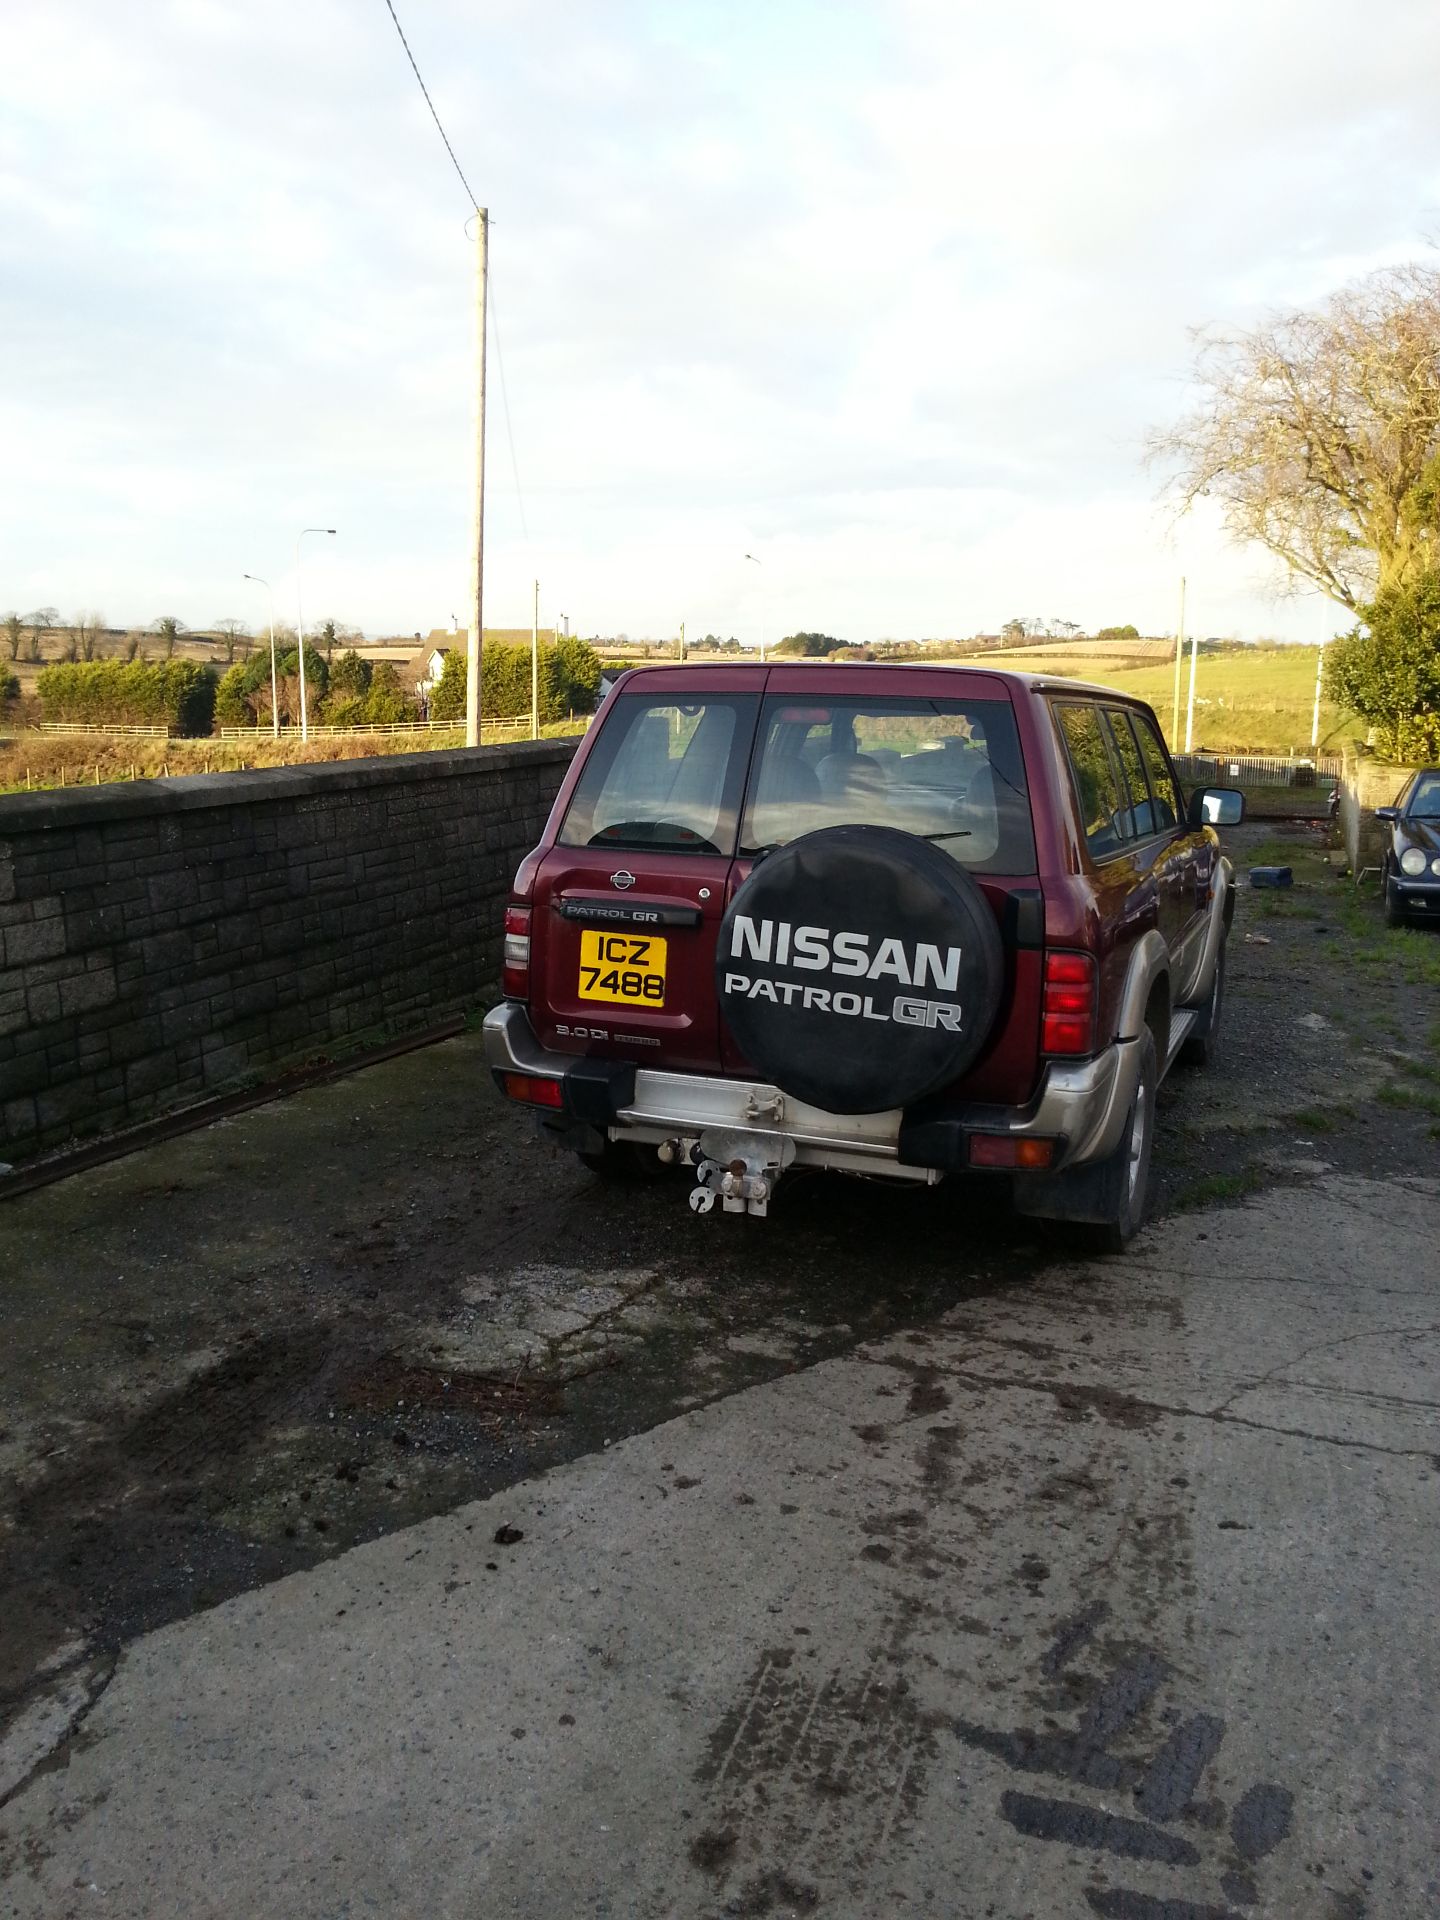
[488,276,529,542]
[380,0,480,211]
[378,0,524,533]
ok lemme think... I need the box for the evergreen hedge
[430,637,602,723]
[37,660,216,735]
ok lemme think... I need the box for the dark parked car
[485,663,1244,1251]
[1377,769,1440,926]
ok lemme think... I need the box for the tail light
[1042,950,1095,1056]
[502,905,531,999]
[968,1134,1056,1169]
[501,1072,563,1109]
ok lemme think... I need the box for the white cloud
[2,0,1436,642]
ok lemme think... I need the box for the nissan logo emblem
[610,870,637,890]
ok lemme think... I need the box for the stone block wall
[1338,747,1419,881]
[0,740,578,1160]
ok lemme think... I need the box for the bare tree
[214,617,250,663]
[22,607,55,662]
[75,610,106,661]
[1151,260,1440,610]
[152,615,187,658]
[3,612,21,661]
[123,633,142,662]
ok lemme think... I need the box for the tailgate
[531,847,736,1073]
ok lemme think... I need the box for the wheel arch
[1115,930,1169,1052]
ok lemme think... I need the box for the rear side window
[1055,703,1127,860]
[1131,712,1182,828]
[1103,709,1160,839]
[739,695,1036,874]
[558,694,758,854]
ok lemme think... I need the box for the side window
[1103,710,1157,839]
[1131,712,1182,830]
[1055,703,1127,860]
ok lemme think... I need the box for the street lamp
[243,572,280,740]
[295,527,336,744]
[744,552,765,660]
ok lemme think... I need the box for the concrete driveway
[2,820,1437,1917]
[2,1167,1436,1919]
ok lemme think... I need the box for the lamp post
[294,527,335,745]
[531,579,540,742]
[744,552,765,660]
[243,573,281,740]
[1171,576,1186,748]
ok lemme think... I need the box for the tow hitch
[682,1128,796,1219]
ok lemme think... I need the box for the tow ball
[686,1128,796,1219]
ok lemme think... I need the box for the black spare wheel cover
[717,824,1005,1113]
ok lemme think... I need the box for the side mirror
[1374,807,1400,822]
[1188,786,1245,828]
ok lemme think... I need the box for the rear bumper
[483,1002,1142,1181]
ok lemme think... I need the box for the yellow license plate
[577,930,668,1006]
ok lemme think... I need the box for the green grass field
[963,644,1356,756]
[735,642,1357,755]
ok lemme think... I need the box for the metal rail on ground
[0,1015,467,1201]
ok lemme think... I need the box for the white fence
[216,716,536,741]
[39,722,173,738]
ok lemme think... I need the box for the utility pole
[1184,616,1200,754]
[1171,576,1186,747]
[678,619,686,662]
[467,209,489,749]
[1311,640,1325,751]
[531,578,539,742]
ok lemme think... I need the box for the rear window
[739,695,1035,874]
[557,693,758,854]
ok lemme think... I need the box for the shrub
[364,663,415,724]
[322,697,369,728]
[429,650,466,721]
[436,637,604,724]
[0,666,19,703]
[37,659,216,735]
[215,644,328,728]
[774,632,845,657]
[329,649,372,701]
[215,664,253,727]
[1326,575,1440,761]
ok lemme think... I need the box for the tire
[1051,1025,1159,1257]
[1383,875,1408,928]
[1178,943,1225,1068]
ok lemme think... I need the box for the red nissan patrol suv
[484,663,1242,1250]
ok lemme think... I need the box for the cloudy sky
[4,0,1439,645]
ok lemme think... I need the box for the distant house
[411,647,450,699]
